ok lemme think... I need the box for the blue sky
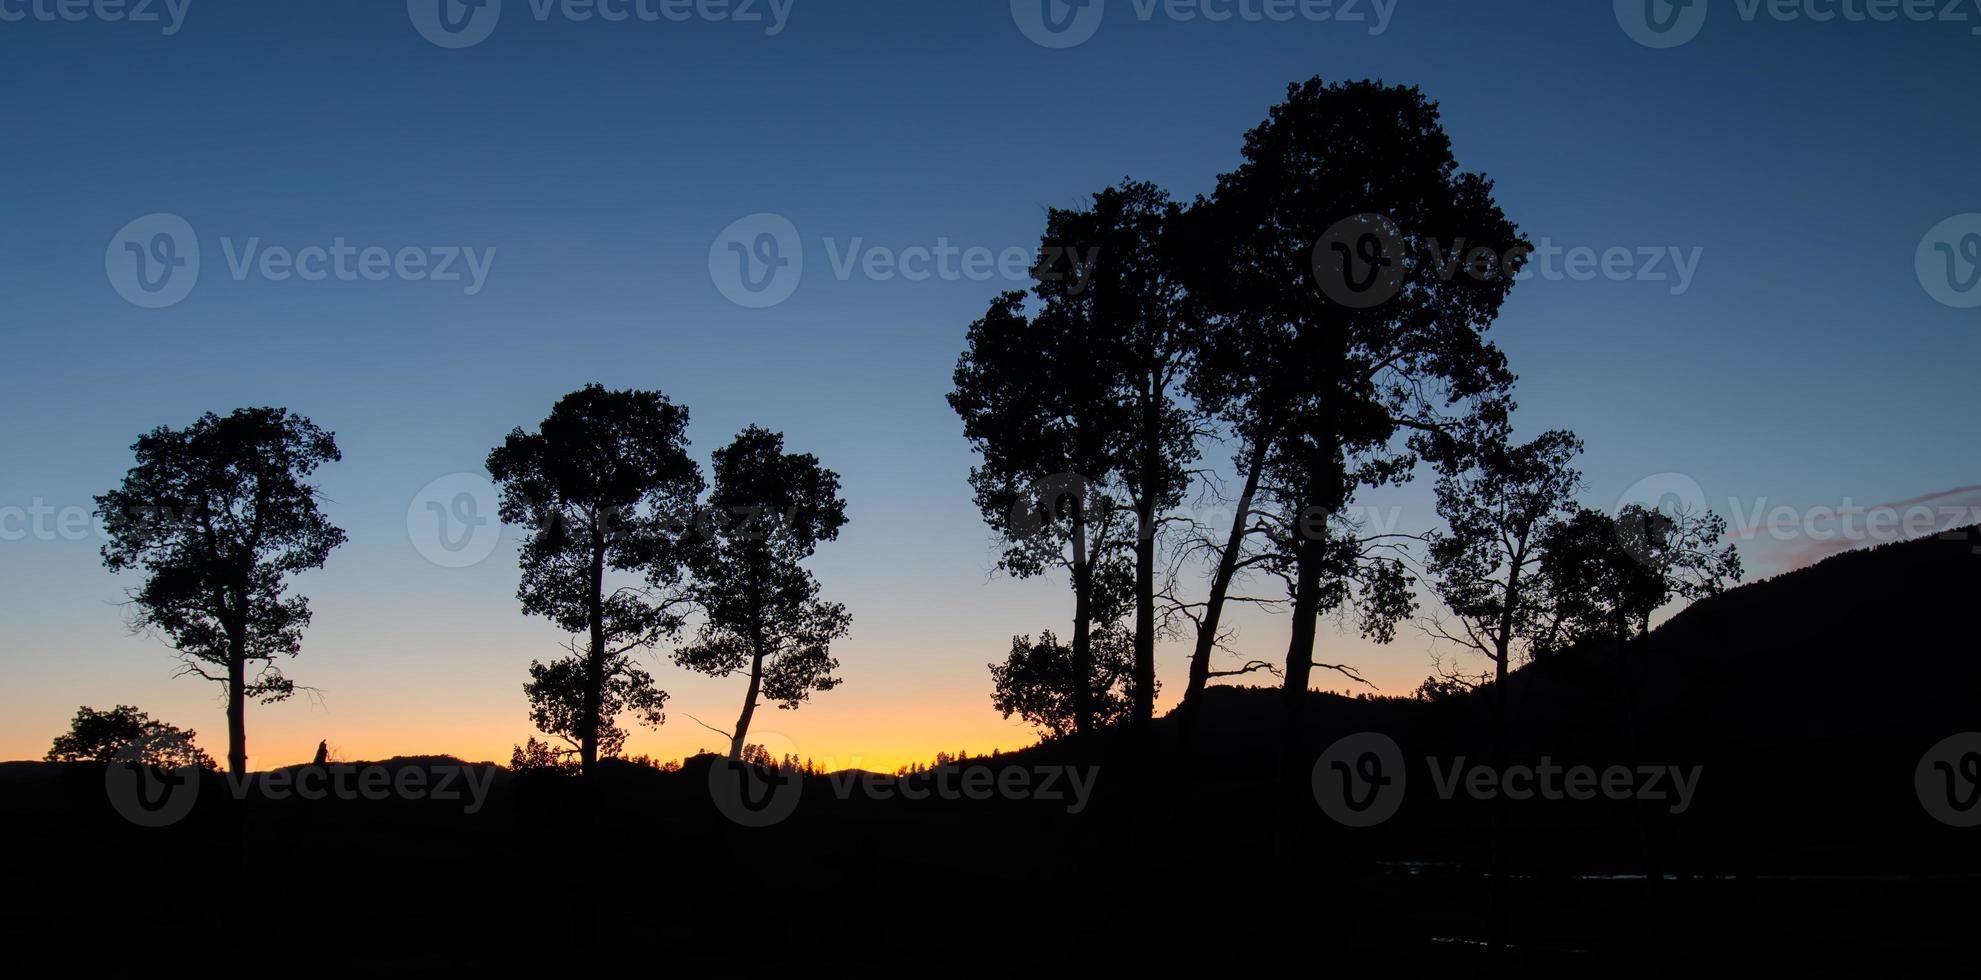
[3,0,1978,768]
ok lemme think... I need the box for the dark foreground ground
[15,533,1981,973]
[4,683,1976,976]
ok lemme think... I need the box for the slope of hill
[1496,524,1981,752]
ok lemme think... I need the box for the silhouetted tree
[951,294,1136,739]
[96,406,346,774]
[1196,78,1525,728]
[487,384,703,777]
[1410,675,1469,703]
[988,627,1140,739]
[1424,424,1584,686]
[1033,180,1201,737]
[1539,504,1743,649]
[520,650,670,763]
[675,426,850,761]
[509,736,579,775]
[47,704,218,770]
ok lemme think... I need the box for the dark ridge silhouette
[1494,523,1981,758]
[11,530,1974,970]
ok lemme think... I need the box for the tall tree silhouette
[1199,78,1525,727]
[1170,199,1283,732]
[96,407,345,774]
[951,294,1135,739]
[1033,180,1200,737]
[675,426,850,761]
[486,384,702,777]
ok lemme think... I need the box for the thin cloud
[1744,484,1981,574]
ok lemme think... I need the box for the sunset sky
[4,2,1979,772]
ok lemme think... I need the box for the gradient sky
[4,1,1979,772]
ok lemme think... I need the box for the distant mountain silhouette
[1511,523,1981,747]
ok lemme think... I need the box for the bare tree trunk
[1489,564,1521,961]
[728,645,765,761]
[1129,386,1167,740]
[222,604,249,774]
[226,655,247,775]
[1132,494,1156,739]
[1280,530,1323,733]
[1489,634,1511,963]
[1070,497,1095,738]
[1179,439,1266,739]
[581,537,605,777]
